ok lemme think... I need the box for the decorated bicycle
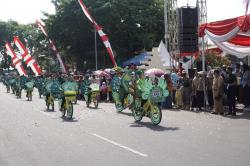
[85,83,100,108]
[15,76,22,98]
[25,80,34,101]
[35,76,45,98]
[10,77,16,94]
[44,77,61,111]
[111,67,134,112]
[73,75,83,104]
[130,71,169,125]
[59,79,77,119]
[4,75,11,93]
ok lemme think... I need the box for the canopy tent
[158,41,172,67]
[199,14,250,58]
[122,52,151,66]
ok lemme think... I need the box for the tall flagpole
[78,0,117,66]
[95,28,98,71]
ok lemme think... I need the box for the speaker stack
[178,6,198,53]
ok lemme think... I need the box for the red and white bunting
[199,15,250,58]
[5,42,27,76]
[13,36,42,76]
[36,19,67,73]
[78,0,117,66]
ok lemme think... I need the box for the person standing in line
[196,71,206,111]
[207,70,214,110]
[100,81,108,101]
[241,64,250,110]
[181,71,192,110]
[191,72,198,111]
[171,72,180,108]
[161,74,173,109]
[177,62,185,77]
[212,69,224,115]
[225,67,237,116]
[234,63,242,102]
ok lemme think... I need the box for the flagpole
[95,28,98,71]
[202,37,207,112]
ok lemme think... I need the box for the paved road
[0,84,250,166]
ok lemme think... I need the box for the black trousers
[227,95,236,113]
[227,92,236,113]
[172,90,176,105]
[244,85,250,107]
[196,91,205,109]
[207,90,214,108]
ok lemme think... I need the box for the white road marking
[92,133,148,157]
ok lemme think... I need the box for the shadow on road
[87,106,101,110]
[118,111,132,116]
[45,109,55,112]
[223,111,250,120]
[129,122,179,132]
[61,117,79,122]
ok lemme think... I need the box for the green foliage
[195,51,230,68]
[45,0,164,70]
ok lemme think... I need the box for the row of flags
[5,36,42,76]
[36,19,67,73]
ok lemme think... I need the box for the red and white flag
[78,0,117,66]
[13,36,42,76]
[5,42,27,76]
[36,19,67,73]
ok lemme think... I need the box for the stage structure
[164,0,178,57]
[197,0,207,71]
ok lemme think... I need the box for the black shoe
[220,113,224,115]
[226,112,232,116]
[211,112,218,115]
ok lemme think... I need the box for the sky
[178,0,246,22]
[0,0,247,24]
[0,0,55,24]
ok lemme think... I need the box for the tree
[45,0,164,70]
[195,51,230,69]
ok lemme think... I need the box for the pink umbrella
[94,70,111,78]
[145,68,165,77]
[104,68,115,74]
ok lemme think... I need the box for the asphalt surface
[0,84,250,166]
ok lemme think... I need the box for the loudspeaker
[178,6,198,53]
[178,7,198,28]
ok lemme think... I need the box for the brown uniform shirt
[212,76,224,97]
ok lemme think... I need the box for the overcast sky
[0,0,246,24]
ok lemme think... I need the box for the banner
[36,19,67,73]
[5,42,27,76]
[78,0,117,66]
[13,36,42,76]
